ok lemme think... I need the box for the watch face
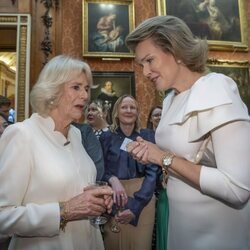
[163,157,171,166]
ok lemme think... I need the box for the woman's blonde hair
[110,94,140,132]
[30,55,92,116]
[126,15,208,73]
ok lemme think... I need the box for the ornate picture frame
[82,0,135,58]
[207,59,250,113]
[91,71,135,113]
[156,0,248,51]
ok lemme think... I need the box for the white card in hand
[120,138,133,152]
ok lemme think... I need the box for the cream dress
[156,73,250,250]
[0,113,104,250]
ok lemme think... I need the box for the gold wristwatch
[162,152,175,171]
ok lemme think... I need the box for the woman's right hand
[127,136,164,165]
[63,186,113,221]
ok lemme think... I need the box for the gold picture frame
[82,0,135,58]
[92,71,135,99]
[156,0,248,51]
[207,59,250,113]
[91,71,135,123]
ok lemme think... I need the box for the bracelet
[162,167,169,186]
[161,152,175,185]
[59,202,69,232]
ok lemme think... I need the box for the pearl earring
[177,60,181,64]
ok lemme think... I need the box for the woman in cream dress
[0,55,113,250]
[126,16,250,250]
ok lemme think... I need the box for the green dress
[156,188,169,250]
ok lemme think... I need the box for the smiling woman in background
[0,55,113,250]
[100,94,159,250]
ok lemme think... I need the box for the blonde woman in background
[100,95,159,250]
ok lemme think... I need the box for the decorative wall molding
[0,14,31,121]
[207,58,250,66]
[37,0,59,64]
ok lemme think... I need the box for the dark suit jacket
[72,123,104,181]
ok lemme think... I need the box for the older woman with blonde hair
[0,55,113,250]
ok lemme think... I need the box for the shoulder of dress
[0,118,31,144]
[170,73,250,141]
[184,73,242,118]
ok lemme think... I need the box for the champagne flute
[88,180,109,225]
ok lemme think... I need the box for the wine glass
[88,181,109,226]
[110,204,124,233]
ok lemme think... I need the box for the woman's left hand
[115,209,135,224]
[109,176,128,207]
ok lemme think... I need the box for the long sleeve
[127,162,159,225]
[0,124,59,237]
[200,120,250,207]
[127,129,159,225]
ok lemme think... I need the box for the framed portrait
[207,59,250,113]
[91,71,135,114]
[82,0,135,58]
[156,0,248,51]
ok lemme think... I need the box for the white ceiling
[0,52,16,72]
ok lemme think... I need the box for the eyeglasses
[152,113,161,118]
